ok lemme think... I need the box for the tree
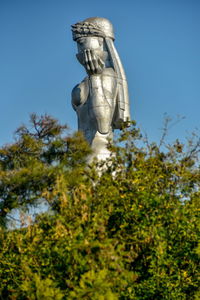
[0,114,91,227]
[0,115,199,299]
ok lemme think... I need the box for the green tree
[0,114,90,227]
[0,115,199,299]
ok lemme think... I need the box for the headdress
[71,17,114,41]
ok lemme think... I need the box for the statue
[71,17,130,162]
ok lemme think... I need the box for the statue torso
[71,67,118,144]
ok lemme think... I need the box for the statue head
[71,17,115,69]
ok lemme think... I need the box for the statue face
[76,36,108,74]
[77,36,104,52]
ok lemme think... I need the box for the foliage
[0,115,199,299]
[0,114,90,227]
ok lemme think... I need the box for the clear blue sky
[0,0,200,146]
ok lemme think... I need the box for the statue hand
[84,49,105,75]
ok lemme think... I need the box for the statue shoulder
[71,77,89,109]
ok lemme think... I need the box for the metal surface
[71,17,130,162]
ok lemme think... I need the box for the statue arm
[89,68,118,134]
[71,78,89,110]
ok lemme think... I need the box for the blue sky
[0,0,200,146]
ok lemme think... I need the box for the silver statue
[71,17,130,162]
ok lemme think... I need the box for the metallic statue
[71,17,130,162]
